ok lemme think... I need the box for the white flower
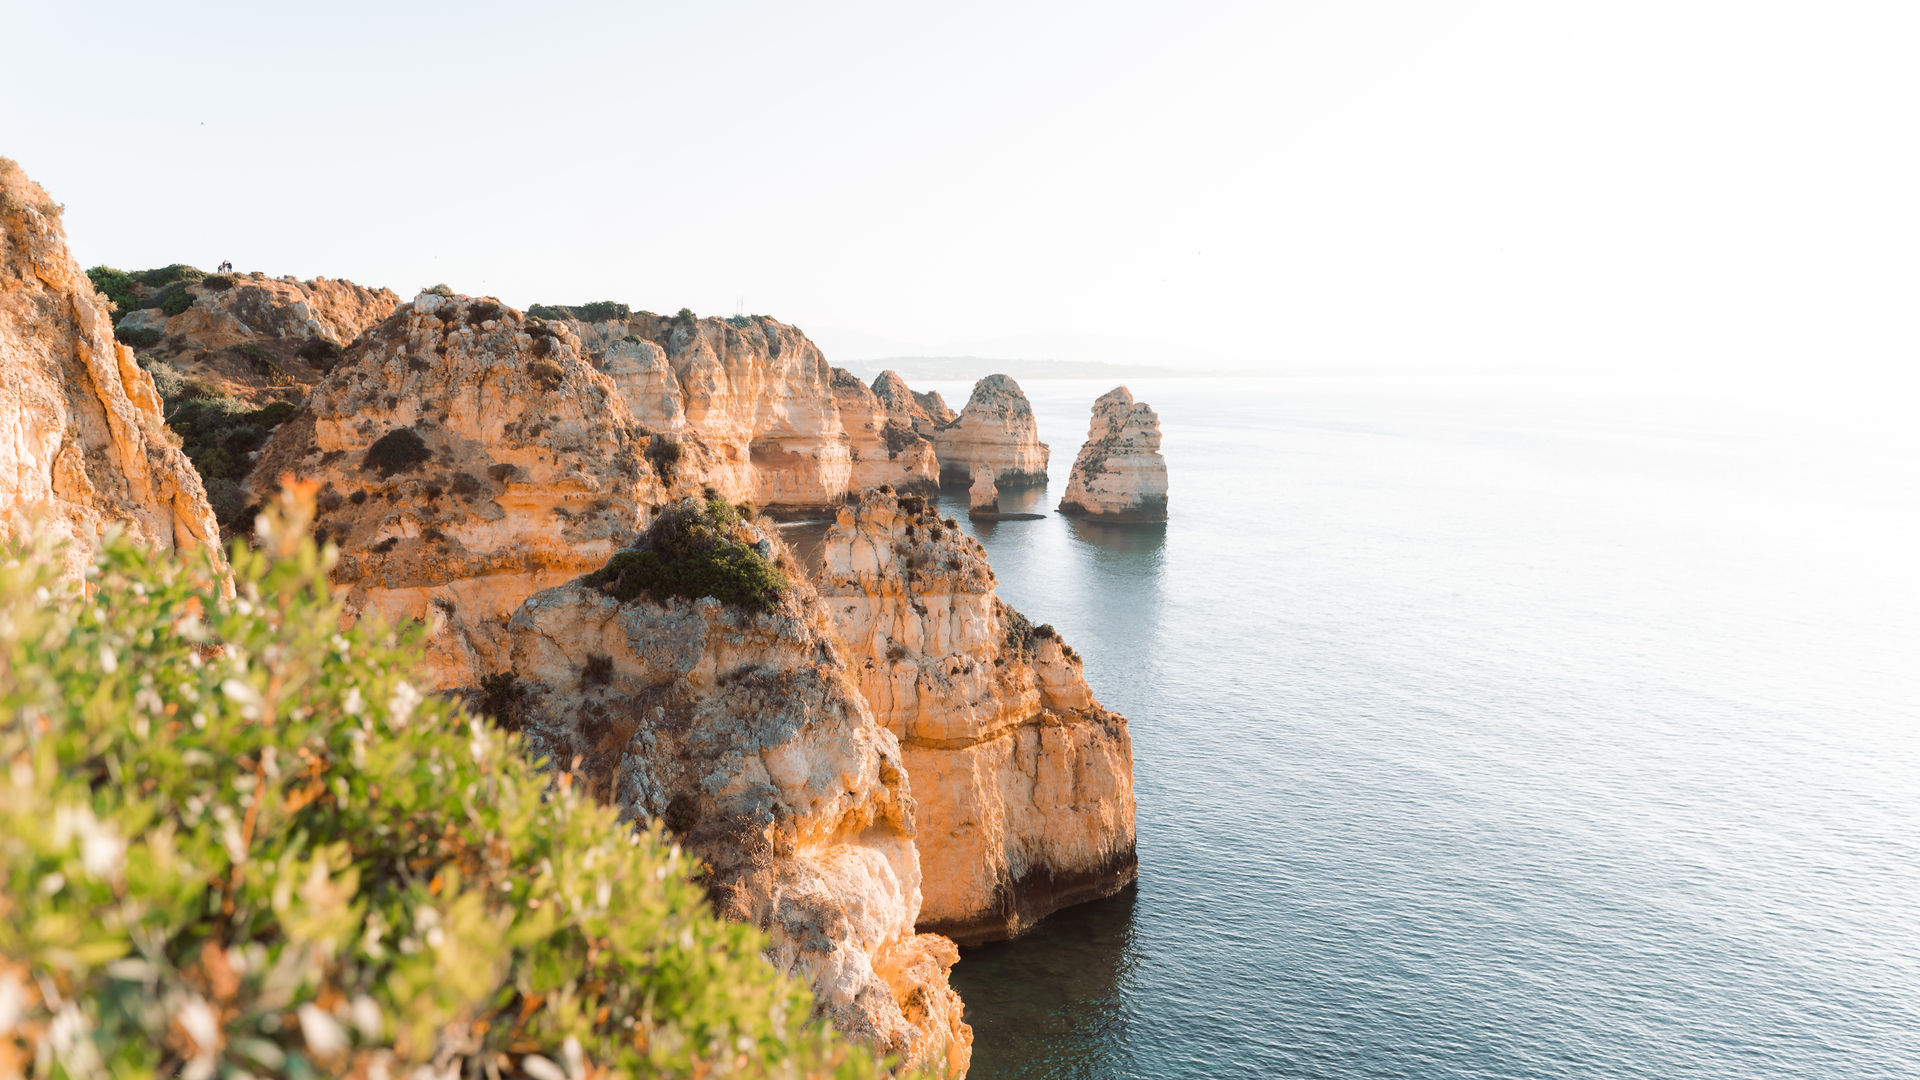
[387,681,421,727]
[298,1003,348,1056]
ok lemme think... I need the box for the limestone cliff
[833,368,940,496]
[505,502,970,1075]
[873,369,956,440]
[115,272,396,406]
[250,290,680,689]
[813,490,1137,943]
[1059,386,1168,521]
[550,312,956,508]
[930,374,1049,488]
[0,159,221,578]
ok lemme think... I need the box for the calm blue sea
[913,373,1920,1080]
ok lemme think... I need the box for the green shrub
[134,263,205,288]
[162,395,299,484]
[647,434,684,482]
[114,324,162,349]
[202,274,235,291]
[86,265,140,317]
[152,281,195,317]
[0,489,898,1078]
[232,341,288,379]
[528,301,630,323]
[585,496,785,611]
[362,428,431,477]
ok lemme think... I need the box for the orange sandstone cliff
[0,159,221,577]
[814,489,1138,943]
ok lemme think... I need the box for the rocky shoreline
[0,157,1164,1076]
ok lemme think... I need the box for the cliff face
[250,290,674,689]
[125,273,397,352]
[506,526,970,1075]
[0,160,221,578]
[618,313,854,507]
[813,490,1137,943]
[873,369,955,440]
[930,374,1049,488]
[1059,386,1168,521]
[833,368,940,496]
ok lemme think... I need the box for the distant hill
[841,355,1193,384]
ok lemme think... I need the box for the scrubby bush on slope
[0,485,903,1078]
[585,496,786,611]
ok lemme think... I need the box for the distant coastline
[841,354,1243,383]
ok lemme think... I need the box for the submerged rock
[505,506,970,1075]
[0,159,221,578]
[1059,386,1168,521]
[814,490,1137,944]
[930,374,1049,488]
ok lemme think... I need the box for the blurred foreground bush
[0,485,902,1078]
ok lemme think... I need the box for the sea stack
[968,469,998,517]
[1058,386,1168,521]
[931,374,1049,488]
[0,159,222,579]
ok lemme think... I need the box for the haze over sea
[910,373,1920,1079]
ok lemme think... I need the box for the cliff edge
[0,159,221,578]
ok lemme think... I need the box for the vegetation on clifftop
[585,495,787,611]
[0,486,903,1078]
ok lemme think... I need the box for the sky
[3,0,1916,377]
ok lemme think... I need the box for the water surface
[917,373,1920,1079]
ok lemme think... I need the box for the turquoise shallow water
[911,374,1920,1080]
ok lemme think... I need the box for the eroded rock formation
[833,368,940,496]
[1059,386,1168,521]
[814,490,1137,943]
[967,470,998,517]
[0,159,221,578]
[873,369,956,440]
[930,374,1048,488]
[250,290,679,688]
[506,506,970,1075]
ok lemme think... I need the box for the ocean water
[908,373,1920,1080]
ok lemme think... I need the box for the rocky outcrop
[833,368,939,496]
[549,314,959,508]
[872,369,956,440]
[814,490,1137,944]
[250,290,679,689]
[967,470,997,517]
[1058,386,1168,521]
[930,375,1049,488]
[505,505,970,1075]
[148,273,396,352]
[0,159,222,578]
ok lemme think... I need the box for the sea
[903,372,1920,1080]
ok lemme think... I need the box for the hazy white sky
[4,1,1916,374]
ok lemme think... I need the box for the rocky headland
[1059,385,1169,521]
[930,374,1049,488]
[813,489,1138,942]
[504,498,970,1074]
[0,159,221,578]
[248,288,679,689]
[6,158,1144,1075]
